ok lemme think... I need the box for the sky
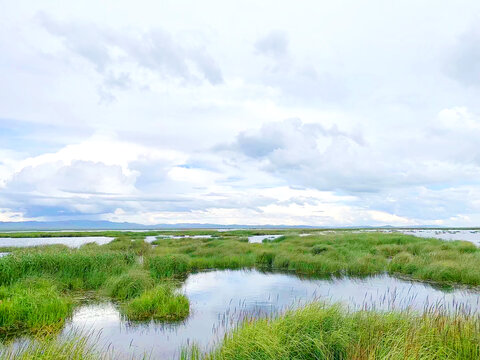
[1,1,480,226]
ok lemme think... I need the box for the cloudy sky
[1,1,480,226]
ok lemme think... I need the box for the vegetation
[0,332,106,360]
[0,249,135,290]
[122,284,189,321]
[148,230,480,287]
[194,303,480,360]
[2,229,480,358]
[3,302,480,360]
[104,269,154,300]
[0,277,73,337]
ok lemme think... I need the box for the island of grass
[1,229,480,358]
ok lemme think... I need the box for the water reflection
[63,269,480,359]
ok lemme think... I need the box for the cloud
[254,31,289,58]
[446,24,480,86]
[37,12,223,101]
[3,1,480,226]
[253,32,347,104]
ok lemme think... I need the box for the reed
[122,284,190,322]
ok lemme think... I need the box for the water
[248,235,282,243]
[0,252,9,257]
[144,236,158,243]
[62,269,480,359]
[0,237,114,248]
[145,235,212,244]
[400,229,480,246]
[158,235,213,239]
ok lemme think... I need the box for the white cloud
[2,1,480,226]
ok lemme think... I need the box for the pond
[400,229,480,246]
[248,235,282,243]
[145,235,213,243]
[0,237,114,248]
[55,269,480,359]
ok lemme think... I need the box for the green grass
[148,230,480,287]
[0,249,135,290]
[103,269,154,300]
[0,332,107,360]
[193,303,480,360]
[3,229,480,357]
[147,254,191,278]
[122,284,190,321]
[0,277,73,337]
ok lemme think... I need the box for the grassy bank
[191,303,480,360]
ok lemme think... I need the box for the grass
[103,269,154,300]
[148,230,480,287]
[0,277,73,337]
[122,284,190,321]
[5,301,479,360]
[0,249,135,290]
[190,303,480,360]
[3,229,480,358]
[0,332,108,360]
[148,254,191,278]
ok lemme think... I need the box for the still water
[61,269,480,359]
[0,237,114,248]
[248,235,282,243]
[401,229,480,246]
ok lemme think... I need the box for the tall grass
[198,303,480,360]
[122,284,190,322]
[149,231,480,287]
[0,332,108,360]
[103,269,154,300]
[147,254,190,278]
[0,250,135,289]
[0,277,73,337]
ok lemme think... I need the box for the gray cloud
[447,25,480,86]
[255,31,289,58]
[221,117,480,195]
[37,12,223,101]
[254,31,347,104]
[3,1,480,226]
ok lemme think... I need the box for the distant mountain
[0,220,318,231]
[0,220,467,231]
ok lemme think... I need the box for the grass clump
[122,285,189,321]
[0,277,73,337]
[147,254,190,278]
[0,332,106,360]
[311,244,331,254]
[104,269,154,300]
[0,251,135,290]
[202,303,480,360]
[255,252,275,268]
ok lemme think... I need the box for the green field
[1,229,480,359]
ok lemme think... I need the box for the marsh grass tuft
[122,284,189,322]
[0,277,73,337]
[147,254,190,278]
[197,303,480,360]
[104,269,154,300]
[0,331,108,360]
